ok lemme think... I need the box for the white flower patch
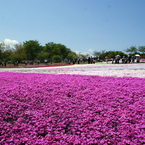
[0,63,145,78]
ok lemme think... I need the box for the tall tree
[45,42,71,62]
[0,42,11,61]
[138,46,145,54]
[13,43,26,61]
[57,43,71,60]
[23,40,42,60]
[67,52,77,60]
[93,51,101,57]
[125,46,137,54]
[138,46,145,58]
[45,42,55,63]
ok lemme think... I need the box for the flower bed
[0,72,145,144]
[140,59,145,62]
[1,63,145,78]
[0,64,73,69]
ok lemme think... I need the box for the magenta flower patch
[0,72,145,144]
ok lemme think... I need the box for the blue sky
[1,0,145,55]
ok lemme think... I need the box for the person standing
[4,61,6,67]
[88,57,90,64]
[128,53,131,63]
[105,56,108,64]
[90,56,93,64]
[77,57,80,64]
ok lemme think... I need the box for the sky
[1,0,145,55]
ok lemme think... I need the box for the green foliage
[45,42,72,62]
[99,50,107,60]
[2,39,144,63]
[3,50,14,61]
[11,54,23,63]
[138,46,145,58]
[37,52,49,62]
[52,55,61,63]
[23,40,42,60]
[78,53,89,60]
[93,51,101,57]
[67,52,77,60]
[45,42,55,62]
[93,50,127,60]
[0,43,11,60]
[125,46,137,54]
[14,43,26,60]
[107,51,116,58]
[138,46,145,54]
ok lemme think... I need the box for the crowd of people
[0,61,7,67]
[0,53,141,67]
[106,53,140,64]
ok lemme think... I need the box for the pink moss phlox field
[0,72,145,144]
[140,59,145,62]
[0,64,73,69]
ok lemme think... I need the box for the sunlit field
[0,63,145,144]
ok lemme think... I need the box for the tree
[138,46,145,58]
[23,40,42,60]
[0,42,12,61]
[13,43,26,61]
[99,50,107,61]
[93,51,101,57]
[67,52,77,60]
[58,44,71,60]
[3,49,14,61]
[107,51,116,58]
[37,52,49,62]
[45,42,55,63]
[52,55,61,63]
[125,46,137,54]
[11,54,23,63]
[45,42,72,62]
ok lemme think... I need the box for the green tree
[13,43,26,61]
[67,52,77,60]
[23,40,42,60]
[138,46,145,58]
[45,42,55,63]
[11,54,23,63]
[93,51,101,57]
[0,42,12,61]
[107,51,116,58]
[52,55,61,63]
[3,49,14,61]
[99,50,106,61]
[125,46,137,54]
[45,42,72,62]
[93,51,101,61]
[53,44,61,56]
[58,44,71,60]
[37,52,49,62]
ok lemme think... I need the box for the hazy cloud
[4,38,19,44]
[88,49,94,52]
[2,38,19,48]
[75,49,94,56]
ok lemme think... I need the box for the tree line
[93,46,145,61]
[0,40,145,64]
[0,40,80,64]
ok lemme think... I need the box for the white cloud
[3,38,19,44]
[88,49,94,52]
[2,38,19,48]
[75,49,94,56]
[75,50,81,54]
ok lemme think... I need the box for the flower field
[0,72,145,144]
[1,63,145,78]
